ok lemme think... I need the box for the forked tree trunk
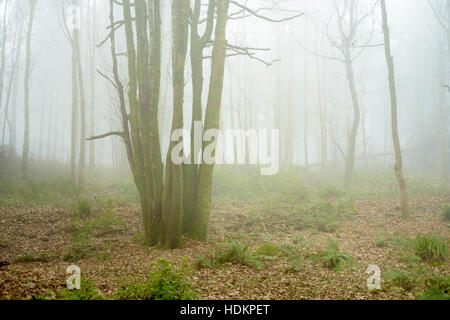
[380,0,409,218]
[183,0,215,237]
[159,0,190,249]
[190,0,230,241]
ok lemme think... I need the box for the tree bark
[159,0,190,249]
[21,0,37,179]
[380,0,409,218]
[190,0,230,241]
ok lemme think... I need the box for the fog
[0,0,448,302]
[0,0,447,173]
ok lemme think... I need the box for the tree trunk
[75,17,87,187]
[303,0,309,167]
[21,0,37,179]
[88,0,96,169]
[160,0,190,249]
[380,0,409,218]
[344,55,360,186]
[183,0,216,237]
[0,1,8,113]
[190,0,230,241]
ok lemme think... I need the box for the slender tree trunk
[46,96,53,160]
[2,22,21,153]
[70,1,79,186]
[191,0,230,241]
[183,0,215,237]
[21,0,37,179]
[160,0,190,249]
[9,78,18,161]
[38,104,45,160]
[0,1,8,111]
[303,0,309,167]
[315,32,327,172]
[344,55,360,186]
[88,0,96,169]
[381,0,409,218]
[75,19,87,187]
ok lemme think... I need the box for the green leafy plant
[384,270,416,291]
[14,252,57,263]
[117,258,195,300]
[418,276,450,300]
[194,238,272,270]
[375,238,388,248]
[254,243,279,256]
[63,242,94,263]
[74,199,92,220]
[441,205,450,222]
[317,239,354,271]
[413,233,448,263]
[56,280,104,300]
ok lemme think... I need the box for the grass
[74,199,92,220]
[254,243,280,256]
[63,203,123,262]
[418,276,450,300]
[413,233,448,263]
[316,239,354,271]
[116,258,196,300]
[194,237,274,270]
[14,252,58,264]
[384,270,417,291]
[441,204,450,222]
[55,279,104,300]
[375,238,388,248]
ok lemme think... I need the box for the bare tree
[21,0,37,179]
[380,0,409,218]
[427,0,449,178]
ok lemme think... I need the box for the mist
[0,0,448,302]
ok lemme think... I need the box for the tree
[304,0,375,184]
[183,0,216,237]
[380,0,409,218]
[21,0,37,179]
[427,0,449,178]
[187,0,230,241]
[88,0,97,169]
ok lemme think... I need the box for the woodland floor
[0,193,449,300]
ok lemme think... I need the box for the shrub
[317,239,353,271]
[14,252,57,263]
[318,184,345,199]
[441,205,450,222]
[56,280,104,300]
[194,238,272,270]
[418,276,450,300]
[91,207,124,236]
[254,243,279,256]
[215,238,253,266]
[63,243,94,263]
[74,199,92,220]
[384,270,416,291]
[375,238,388,248]
[117,258,195,300]
[413,233,448,263]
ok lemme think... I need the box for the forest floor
[0,183,449,300]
